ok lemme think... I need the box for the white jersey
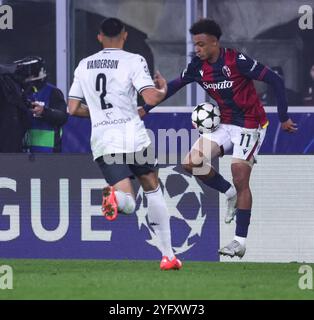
[69,48,154,159]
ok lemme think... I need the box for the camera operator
[14,56,68,153]
[0,63,31,152]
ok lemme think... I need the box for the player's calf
[115,189,136,215]
[183,155,237,223]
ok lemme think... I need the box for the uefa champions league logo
[135,166,207,255]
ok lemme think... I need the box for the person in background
[261,66,302,106]
[14,56,68,152]
[303,64,314,106]
[0,63,31,152]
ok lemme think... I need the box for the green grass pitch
[0,259,313,300]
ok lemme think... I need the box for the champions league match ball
[191,102,221,133]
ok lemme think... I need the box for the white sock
[225,185,236,199]
[115,190,136,214]
[145,185,175,260]
[234,235,246,246]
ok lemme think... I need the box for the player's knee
[232,170,249,189]
[182,162,193,173]
[232,162,251,191]
[233,175,249,192]
[138,172,159,191]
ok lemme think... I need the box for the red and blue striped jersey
[182,48,269,129]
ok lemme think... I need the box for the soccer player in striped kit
[140,19,297,258]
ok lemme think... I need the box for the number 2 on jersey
[96,73,113,110]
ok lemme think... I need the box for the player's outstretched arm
[138,77,190,118]
[259,70,298,133]
[139,59,197,117]
[68,98,90,117]
[141,70,167,106]
[237,53,297,133]
[261,70,297,133]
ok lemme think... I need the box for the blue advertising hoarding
[1,108,313,261]
[0,154,219,261]
[62,108,314,154]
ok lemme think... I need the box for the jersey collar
[103,48,122,51]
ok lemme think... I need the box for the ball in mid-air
[191,102,221,133]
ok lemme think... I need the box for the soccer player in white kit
[68,18,182,270]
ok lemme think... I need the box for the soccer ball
[191,102,221,133]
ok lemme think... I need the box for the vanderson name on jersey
[87,59,119,70]
[69,49,155,160]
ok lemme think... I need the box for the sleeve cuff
[138,85,154,94]
[68,96,84,101]
[143,104,155,113]
[279,113,289,123]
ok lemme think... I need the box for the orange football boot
[102,186,118,221]
[160,256,182,270]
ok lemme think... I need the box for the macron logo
[238,54,246,60]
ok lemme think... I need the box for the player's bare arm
[141,71,167,106]
[139,76,192,118]
[68,98,90,117]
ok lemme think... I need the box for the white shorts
[202,124,267,162]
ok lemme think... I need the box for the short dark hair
[100,18,125,37]
[189,19,222,40]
